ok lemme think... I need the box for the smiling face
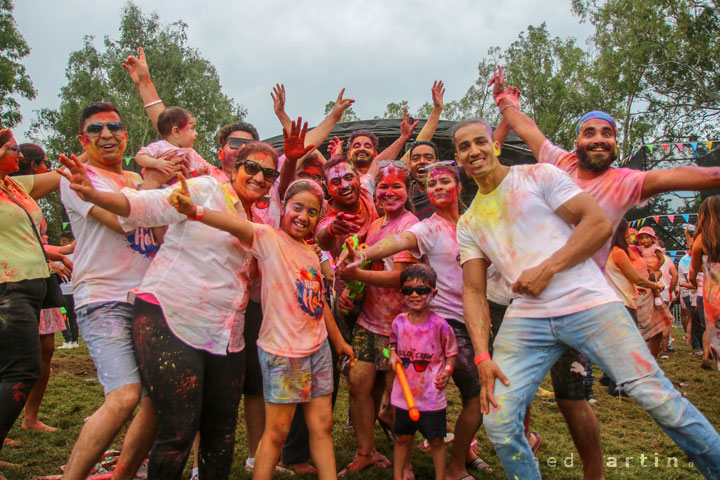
[348,135,377,170]
[402,278,435,313]
[232,151,276,204]
[375,169,408,215]
[426,167,460,209]
[408,144,436,184]
[575,119,618,172]
[453,123,500,181]
[281,190,322,241]
[219,130,255,173]
[78,111,127,167]
[326,162,360,207]
[0,136,21,175]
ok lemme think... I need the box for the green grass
[2,327,717,479]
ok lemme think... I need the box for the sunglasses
[400,357,430,372]
[85,122,124,136]
[377,160,408,171]
[227,137,253,149]
[400,286,433,296]
[236,159,280,181]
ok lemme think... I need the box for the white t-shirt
[60,253,74,296]
[60,166,156,308]
[678,253,695,299]
[456,164,619,318]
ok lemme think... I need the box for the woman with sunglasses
[338,161,499,479]
[0,128,63,467]
[336,160,419,475]
[58,132,301,479]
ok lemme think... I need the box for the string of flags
[629,213,697,228]
[617,140,717,167]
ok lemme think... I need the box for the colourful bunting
[708,141,714,150]
[647,145,655,153]
[668,215,674,223]
[683,214,690,222]
[662,144,669,152]
[62,222,69,230]
[652,216,660,224]
[676,143,684,152]
[691,142,698,151]
[125,157,132,166]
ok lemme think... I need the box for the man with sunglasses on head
[60,102,188,480]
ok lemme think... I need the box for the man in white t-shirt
[453,119,720,479]
[60,102,181,480]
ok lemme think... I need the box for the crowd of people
[1,49,720,480]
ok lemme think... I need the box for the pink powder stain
[11,382,27,404]
[631,350,653,375]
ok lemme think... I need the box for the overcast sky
[13,0,594,146]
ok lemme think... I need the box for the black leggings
[0,278,45,451]
[133,299,245,480]
[61,294,79,343]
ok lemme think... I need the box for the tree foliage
[573,0,720,146]
[28,2,245,161]
[324,100,359,122]
[0,0,36,128]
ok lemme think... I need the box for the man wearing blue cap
[490,65,720,480]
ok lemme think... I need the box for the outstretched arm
[399,81,445,162]
[368,109,419,178]
[305,88,355,148]
[122,47,164,128]
[489,66,547,158]
[336,231,418,269]
[270,84,292,133]
[492,85,521,146]
[642,167,720,201]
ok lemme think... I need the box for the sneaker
[190,466,199,480]
[72,341,80,348]
[660,354,670,360]
[58,342,74,350]
[586,389,598,404]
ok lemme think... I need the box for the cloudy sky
[12,0,594,145]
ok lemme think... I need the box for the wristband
[189,205,204,221]
[473,352,491,366]
[144,99,162,109]
[327,222,336,236]
[444,364,454,374]
[499,104,517,115]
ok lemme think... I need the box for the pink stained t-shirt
[356,211,420,337]
[538,140,648,269]
[390,312,458,412]
[249,224,328,358]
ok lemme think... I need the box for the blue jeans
[485,301,720,480]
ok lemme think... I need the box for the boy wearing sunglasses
[389,264,457,480]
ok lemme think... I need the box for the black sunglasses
[400,286,433,296]
[236,159,280,182]
[85,122,124,136]
[227,137,253,149]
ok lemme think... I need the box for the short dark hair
[450,119,494,149]
[232,141,279,168]
[78,102,123,134]
[348,130,379,152]
[60,232,75,243]
[322,154,357,180]
[408,140,439,160]
[16,143,46,176]
[157,106,192,137]
[217,121,259,146]
[400,264,437,288]
[0,128,13,146]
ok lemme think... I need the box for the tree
[324,100,359,122]
[0,0,36,127]
[573,0,720,147]
[28,2,245,162]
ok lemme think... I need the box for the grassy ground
[1,326,717,479]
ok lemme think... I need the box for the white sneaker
[71,341,80,348]
[58,342,73,350]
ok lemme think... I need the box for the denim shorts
[76,301,146,396]
[258,340,333,403]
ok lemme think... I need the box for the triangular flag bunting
[708,141,714,150]
[652,216,660,224]
[668,215,674,223]
[669,251,676,256]
[125,157,132,166]
[683,214,690,222]
[691,142,698,151]
[647,145,655,153]
[676,143,684,152]
[662,144,669,152]
[62,222,69,230]
[640,218,646,226]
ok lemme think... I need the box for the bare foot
[279,461,318,474]
[402,466,415,480]
[339,450,390,476]
[2,438,22,448]
[21,419,57,432]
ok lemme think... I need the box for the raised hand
[400,108,420,139]
[270,84,286,117]
[488,65,506,102]
[121,47,151,85]
[327,136,344,157]
[167,173,196,218]
[330,88,355,121]
[505,84,521,109]
[283,117,316,161]
[431,80,445,110]
[0,128,12,157]
[57,154,98,202]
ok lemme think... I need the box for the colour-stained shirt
[456,164,619,318]
[119,176,251,354]
[249,224,328,357]
[60,166,156,309]
[137,139,219,180]
[0,175,49,283]
[638,243,665,272]
[357,211,419,336]
[390,312,458,411]
[408,214,462,321]
[538,140,648,269]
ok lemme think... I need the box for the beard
[576,143,617,172]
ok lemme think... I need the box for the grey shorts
[76,301,146,396]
